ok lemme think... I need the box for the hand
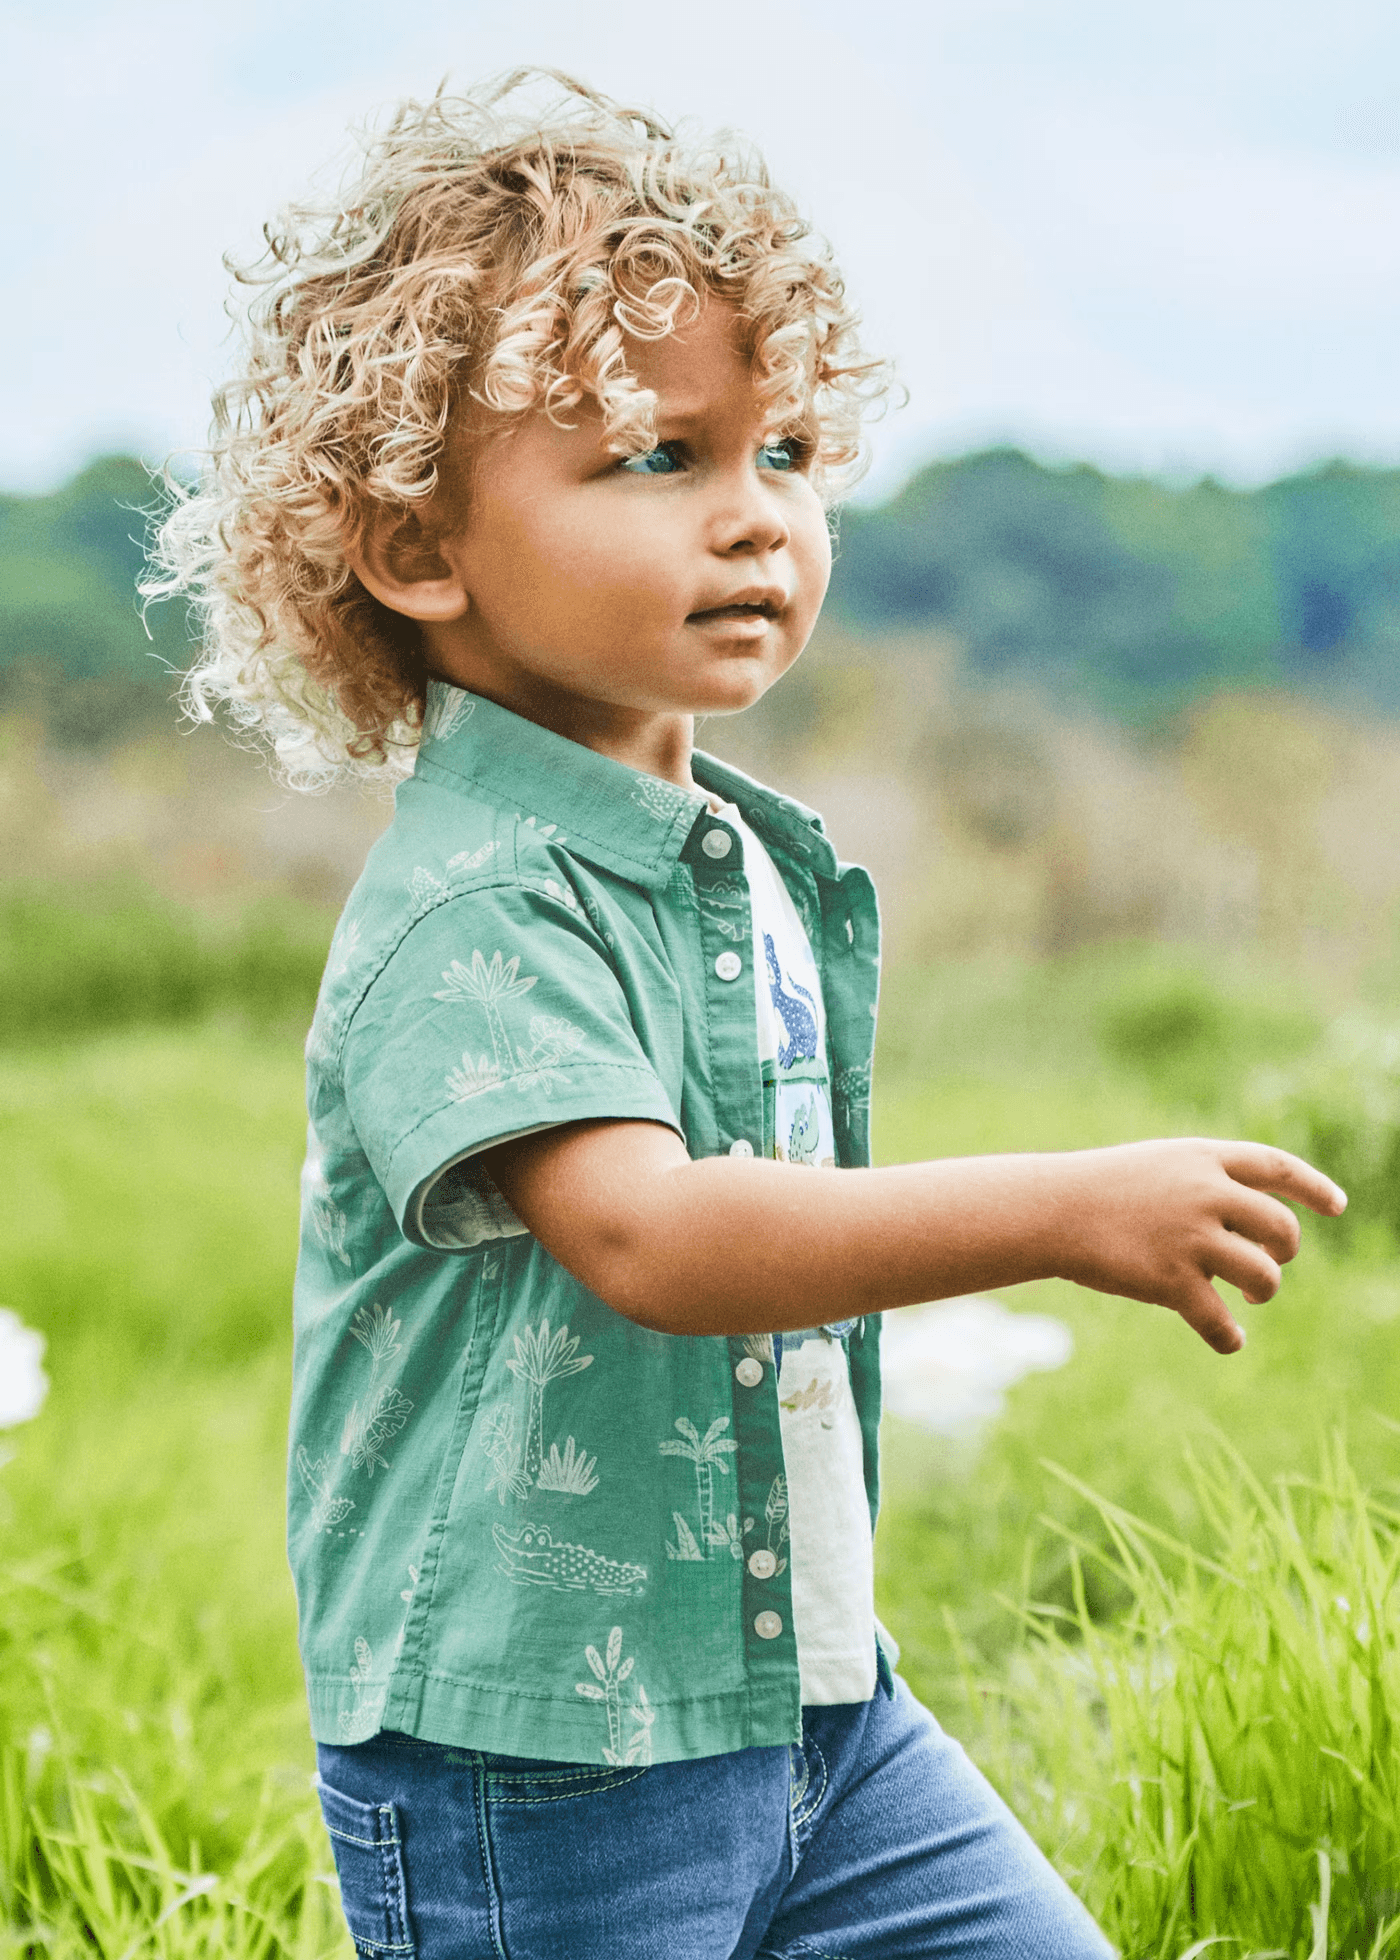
[1051,1138,1346,1355]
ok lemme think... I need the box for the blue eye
[621,442,684,475]
[757,440,799,473]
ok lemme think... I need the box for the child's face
[391,299,831,760]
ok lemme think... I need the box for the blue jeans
[315,1678,1114,1958]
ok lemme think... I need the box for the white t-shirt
[714,803,877,1706]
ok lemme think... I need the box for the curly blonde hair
[145,69,892,786]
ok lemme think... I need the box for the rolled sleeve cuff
[386,1061,684,1251]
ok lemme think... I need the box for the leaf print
[295,1447,356,1533]
[741,1331,776,1367]
[779,1373,838,1415]
[446,1052,504,1101]
[659,1416,739,1558]
[329,917,361,979]
[708,1513,745,1559]
[749,1474,789,1573]
[446,838,498,873]
[311,1196,352,1267]
[509,1011,587,1098]
[338,1634,387,1742]
[526,1014,585,1061]
[339,1303,414,1478]
[422,682,474,743]
[575,1625,651,1765]
[665,1511,704,1561]
[624,1685,655,1766]
[342,1385,413,1476]
[541,876,579,911]
[350,1302,401,1364]
[481,1406,531,1502]
[535,1436,600,1496]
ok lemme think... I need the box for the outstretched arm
[482,1122,1346,1355]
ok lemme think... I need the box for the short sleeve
[342,882,682,1250]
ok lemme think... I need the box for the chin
[689,664,787,718]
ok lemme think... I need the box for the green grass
[5,945,1400,1955]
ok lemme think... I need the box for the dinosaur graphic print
[763,932,819,1068]
[493,1522,647,1595]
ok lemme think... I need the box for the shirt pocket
[315,1776,415,1958]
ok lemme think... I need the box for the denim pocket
[478,1754,649,1804]
[316,1776,415,1958]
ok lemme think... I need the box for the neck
[427,651,698,792]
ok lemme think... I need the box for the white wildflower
[879,1296,1071,1438]
[0,1309,48,1429]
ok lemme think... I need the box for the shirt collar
[414,681,839,888]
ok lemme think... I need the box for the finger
[1219,1142,1347,1218]
[1210,1231,1283,1307]
[1170,1275,1245,1355]
[1221,1187,1301,1266]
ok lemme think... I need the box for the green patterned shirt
[290,681,886,1764]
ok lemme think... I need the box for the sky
[4,0,1398,501]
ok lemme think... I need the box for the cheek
[497,503,675,623]
[791,498,833,611]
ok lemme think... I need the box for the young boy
[153,73,1343,1958]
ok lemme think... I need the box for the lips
[688,590,785,623]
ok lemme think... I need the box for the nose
[709,463,791,558]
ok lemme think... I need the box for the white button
[728,1138,754,1158]
[701,829,732,859]
[820,1414,836,1430]
[748,1549,777,1580]
[715,951,742,981]
[734,1357,764,1387]
[754,1611,784,1640]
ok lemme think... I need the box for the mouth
[687,594,785,626]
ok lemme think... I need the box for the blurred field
[7,687,1400,1956]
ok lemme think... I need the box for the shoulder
[312,805,616,1060]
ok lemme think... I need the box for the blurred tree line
[0,456,189,744]
[3,447,1400,742]
[828,448,1400,724]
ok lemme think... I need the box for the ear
[346,506,469,624]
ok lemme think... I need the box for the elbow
[552,1220,682,1333]
[591,1252,684,1334]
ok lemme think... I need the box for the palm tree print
[575,1625,654,1766]
[659,1416,739,1554]
[505,1319,594,1487]
[435,950,538,1074]
[436,950,586,1102]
